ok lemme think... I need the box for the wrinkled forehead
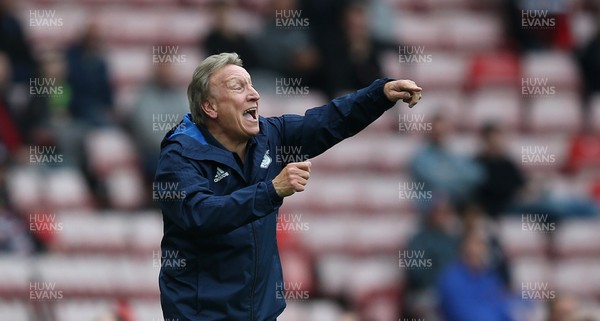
[210,64,251,87]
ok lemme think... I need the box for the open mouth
[243,107,258,121]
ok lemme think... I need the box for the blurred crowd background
[1,0,600,320]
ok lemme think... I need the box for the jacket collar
[162,113,268,181]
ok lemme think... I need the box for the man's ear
[201,100,217,120]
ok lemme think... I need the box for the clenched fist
[272,161,311,197]
[384,79,422,107]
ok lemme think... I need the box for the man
[437,230,515,321]
[410,113,483,212]
[154,52,421,321]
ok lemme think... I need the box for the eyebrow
[224,75,252,86]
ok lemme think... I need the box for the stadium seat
[498,217,549,258]
[554,259,600,297]
[96,7,163,44]
[401,89,465,127]
[85,128,139,176]
[510,257,553,289]
[554,219,600,257]
[54,299,113,321]
[6,167,44,213]
[279,300,343,321]
[130,299,164,321]
[505,134,569,172]
[444,12,503,51]
[280,250,315,293]
[106,46,152,88]
[105,169,145,210]
[463,87,522,131]
[296,213,415,255]
[0,301,29,321]
[19,5,87,50]
[45,168,93,210]
[521,52,580,90]
[528,93,582,133]
[571,11,598,48]
[129,211,163,254]
[0,256,31,297]
[467,52,521,90]
[412,52,469,90]
[309,134,421,172]
[54,212,128,252]
[394,12,441,48]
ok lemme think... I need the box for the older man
[154,52,421,321]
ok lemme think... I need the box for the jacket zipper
[250,222,258,321]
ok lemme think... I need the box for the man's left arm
[268,78,421,158]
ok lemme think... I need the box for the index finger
[395,80,422,92]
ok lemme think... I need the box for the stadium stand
[1,0,599,320]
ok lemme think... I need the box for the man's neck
[206,125,248,161]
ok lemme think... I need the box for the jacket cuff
[365,78,397,111]
[266,181,284,207]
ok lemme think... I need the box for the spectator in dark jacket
[474,122,526,218]
[66,23,114,126]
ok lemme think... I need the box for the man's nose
[249,86,260,101]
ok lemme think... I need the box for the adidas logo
[213,167,230,183]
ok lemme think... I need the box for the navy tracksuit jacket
[154,79,395,320]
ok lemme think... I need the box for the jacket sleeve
[155,148,283,235]
[267,78,396,159]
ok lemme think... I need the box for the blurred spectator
[129,63,188,180]
[66,23,114,127]
[0,50,22,154]
[474,123,598,220]
[462,204,511,287]
[21,51,71,147]
[402,196,461,320]
[319,0,390,98]
[547,295,577,321]
[410,114,483,211]
[502,0,573,52]
[576,8,600,129]
[474,122,526,218]
[437,230,516,321]
[564,132,600,173]
[0,208,34,255]
[0,0,38,83]
[251,0,320,86]
[203,0,258,70]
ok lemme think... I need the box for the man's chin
[243,126,260,137]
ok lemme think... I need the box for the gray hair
[187,52,243,124]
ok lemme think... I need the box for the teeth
[243,108,257,114]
